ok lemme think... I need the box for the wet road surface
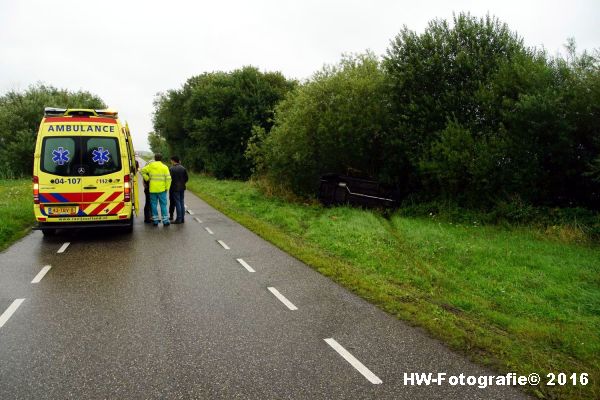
[0,186,529,399]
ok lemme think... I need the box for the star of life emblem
[52,147,70,165]
[92,147,111,165]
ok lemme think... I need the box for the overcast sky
[1,0,598,151]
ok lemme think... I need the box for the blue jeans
[150,191,169,224]
[171,190,185,222]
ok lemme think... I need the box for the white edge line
[194,217,203,223]
[236,258,256,273]
[267,287,298,310]
[217,240,230,250]
[205,227,214,235]
[0,299,25,328]
[324,338,382,384]
[31,265,52,283]
[57,242,70,253]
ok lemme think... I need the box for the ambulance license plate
[45,206,78,216]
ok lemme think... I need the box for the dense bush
[152,66,296,179]
[152,13,599,211]
[252,53,391,195]
[383,14,599,208]
[0,84,105,178]
[254,13,599,210]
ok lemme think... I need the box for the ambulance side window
[41,137,77,176]
[83,137,121,176]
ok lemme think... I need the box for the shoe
[144,220,152,224]
[169,215,174,221]
[163,222,170,226]
[152,223,158,226]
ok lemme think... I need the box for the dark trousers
[169,190,175,218]
[171,190,185,222]
[144,187,151,222]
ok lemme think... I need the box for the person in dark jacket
[143,179,152,223]
[169,156,189,224]
[169,189,175,221]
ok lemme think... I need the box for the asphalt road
[0,175,530,399]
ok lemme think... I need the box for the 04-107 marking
[50,178,81,184]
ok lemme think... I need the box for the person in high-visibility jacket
[141,153,172,226]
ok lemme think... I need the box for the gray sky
[1,0,598,151]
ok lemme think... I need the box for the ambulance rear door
[38,134,83,217]
[79,135,126,219]
[123,123,139,216]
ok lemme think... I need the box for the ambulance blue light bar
[44,107,67,116]
[44,107,118,119]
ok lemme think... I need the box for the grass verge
[0,179,34,252]
[188,174,599,400]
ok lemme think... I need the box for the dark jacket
[169,163,188,191]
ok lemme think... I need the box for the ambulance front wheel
[41,228,56,236]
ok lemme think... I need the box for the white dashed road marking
[57,242,70,253]
[217,240,230,250]
[0,299,25,329]
[205,227,214,235]
[194,217,203,223]
[267,287,298,310]
[31,265,52,283]
[236,258,256,273]
[324,338,382,385]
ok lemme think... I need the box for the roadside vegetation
[154,14,599,211]
[188,174,599,400]
[152,66,296,179]
[0,179,34,252]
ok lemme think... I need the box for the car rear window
[41,136,121,176]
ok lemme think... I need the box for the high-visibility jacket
[141,161,172,193]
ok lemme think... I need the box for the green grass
[188,174,599,400]
[0,179,34,252]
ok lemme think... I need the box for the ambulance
[32,108,140,235]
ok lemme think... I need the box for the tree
[0,84,105,178]
[383,13,600,208]
[147,131,170,159]
[258,52,392,195]
[152,67,295,178]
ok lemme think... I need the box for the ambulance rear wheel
[123,215,134,233]
[41,228,56,236]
